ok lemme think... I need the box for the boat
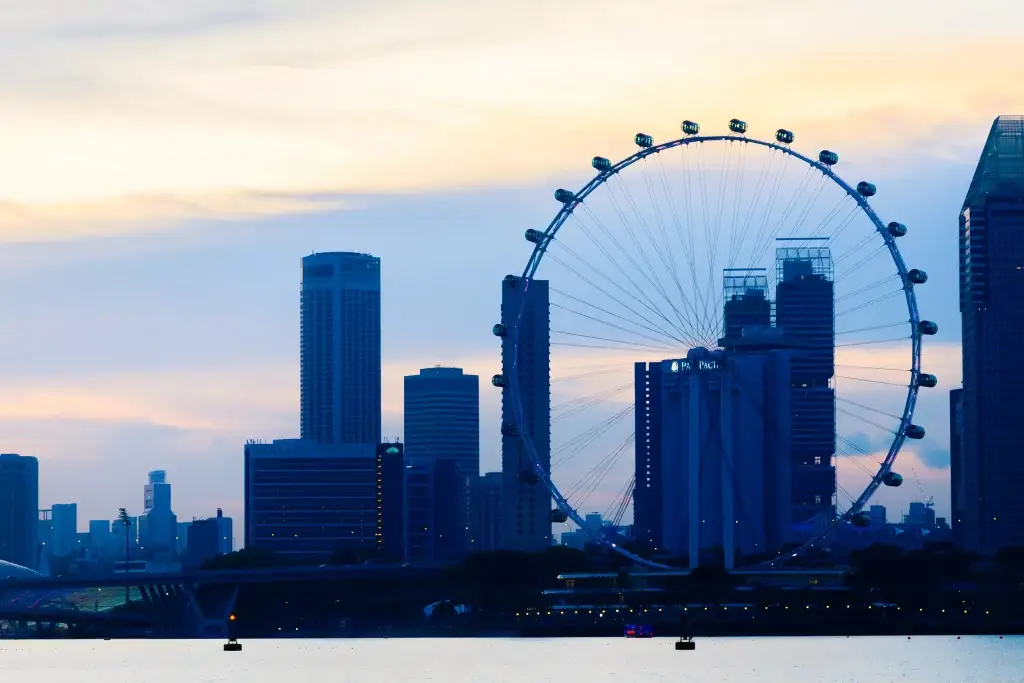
[624,624,654,638]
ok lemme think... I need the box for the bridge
[0,563,452,638]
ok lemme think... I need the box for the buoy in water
[675,637,696,651]
[224,638,242,652]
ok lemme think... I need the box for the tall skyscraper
[949,388,964,546]
[244,439,377,561]
[300,252,382,446]
[774,241,836,525]
[0,454,39,569]
[958,115,1024,554]
[404,367,479,559]
[499,276,551,551]
[139,470,177,553]
[144,470,170,512]
[633,347,792,567]
[404,367,480,478]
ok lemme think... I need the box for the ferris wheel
[498,118,937,569]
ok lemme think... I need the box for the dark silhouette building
[472,472,503,552]
[404,458,467,562]
[376,441,406,561]
[722,269,772,340]
[958,115,1024,554]
[499,276,551,551]
[774,241,836,526]
[0,454,38,570]
[404,367,479,553]
[300,252,381,446]
[244,439,377,561]
[633,347,793,567]
[949,388,964,546]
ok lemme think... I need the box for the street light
[118,508,131,606]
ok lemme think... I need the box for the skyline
[4,2,1022,528]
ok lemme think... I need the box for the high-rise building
[958,115,1024,554]
[300,252,382,446]
[0,454,39,569]
[244,439,377,561]
[49,503,78,558]
[633,347,792,567]
[499,276,551,551]
[949,388,964,546]
[774,241,836,525]
[139,470,177,553]
[144,470,170,512]
[472,472,503,553]
[404,367,480,477]
[404,366,479,555]
[722,269,772,341]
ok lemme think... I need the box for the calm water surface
[3,636,1022,682]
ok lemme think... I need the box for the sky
[2,0,1022,534]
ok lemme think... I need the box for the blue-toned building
[300,252,382,446]
[472,472,503,553]
[958,115,1024,554]
[950,388,964,546]
[499,277,551,552]
[0,454,39,570]
[774,242,836,525]
[244,439,378,561]
[404,367,480,478]
[404,367,479,557]
[376,441,406,561]
[404,458,467,563]
[633,346,792,568]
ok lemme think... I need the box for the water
[3,636,1022,682]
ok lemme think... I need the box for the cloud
[0,2,1020,235]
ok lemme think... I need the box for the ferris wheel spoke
[834,374,908,388]
[836,406,896,437]
[835,245,887,280]
[653,154,709,339]
[551,301,683,348]
[837,396,903,422]
[565,432,634,504]
[545,247,694,346]
[835,275,901,304]
[835,321,907,337]
[835,290,904,318]
[640,157,707,342]
[749,165,817,266]
[552,408,634,470]
[551,329,678,352]
[567,208,700,344]
[552,383,632,422]
[607,175,700,340]
[728,146,776,271]
[835,336,908,349]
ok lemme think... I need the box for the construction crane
[911,468,935,508]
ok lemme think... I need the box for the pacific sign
[669,359,721,373]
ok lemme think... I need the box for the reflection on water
[2,636,1022,683]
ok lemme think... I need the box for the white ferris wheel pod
[500,119,937,569]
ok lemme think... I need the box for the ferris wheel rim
[506,128,926,570]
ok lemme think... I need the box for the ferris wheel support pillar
[721,374,736,571]
[688,375,701,570]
